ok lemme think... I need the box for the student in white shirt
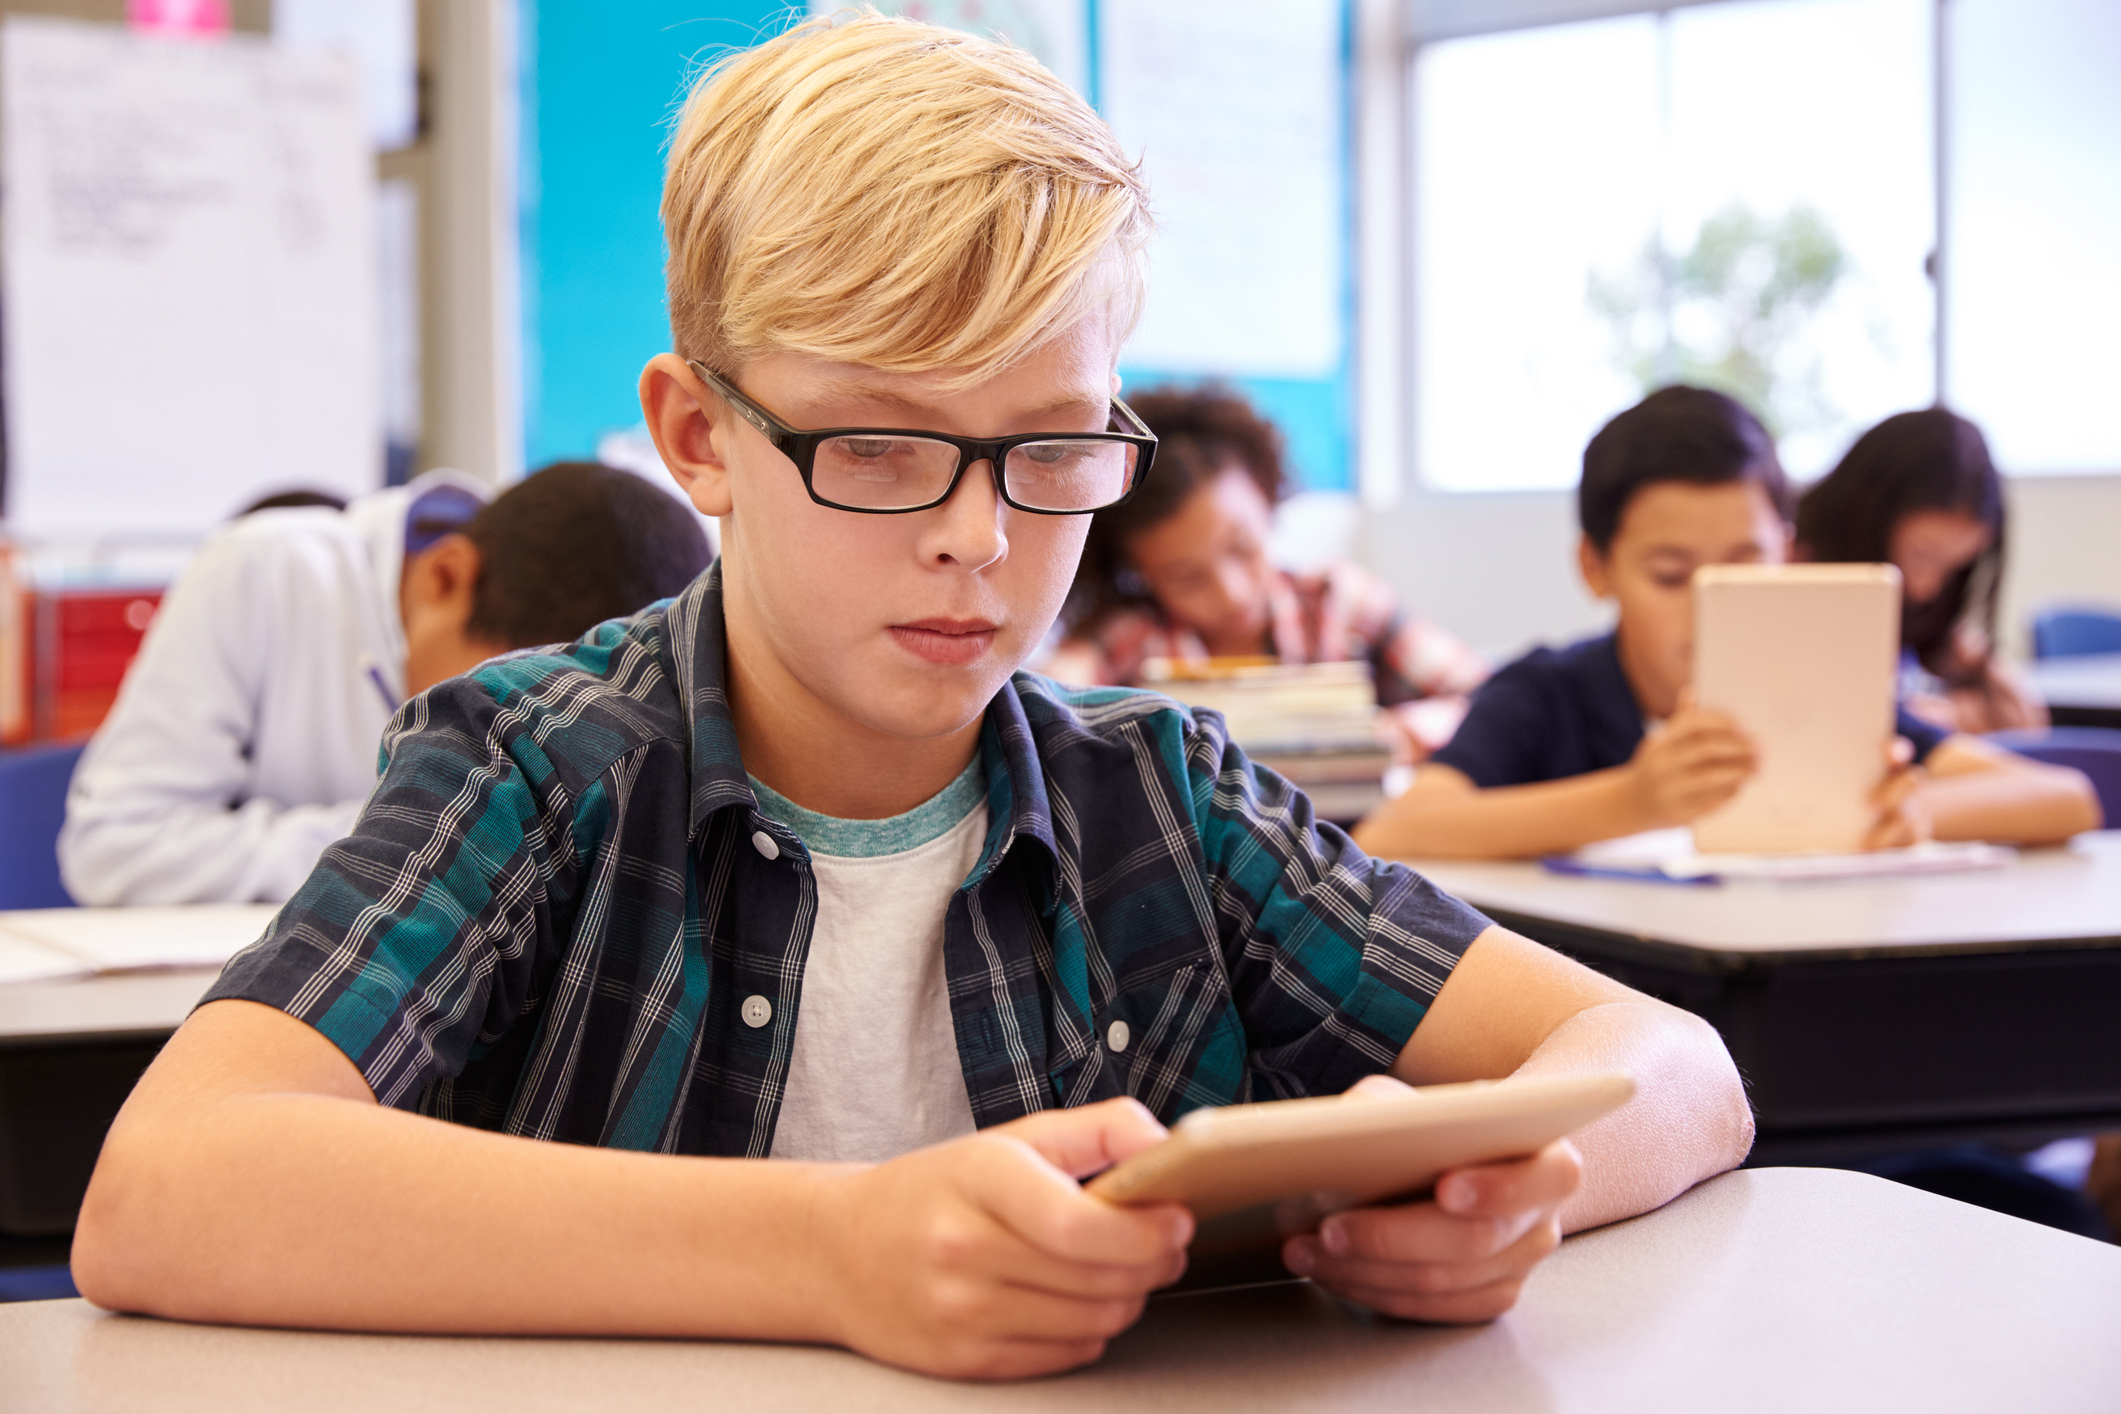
[60,462,713,905]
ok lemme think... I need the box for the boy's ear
[1577,535,1615,600]
[639,354,735,518]
[405,533,482,617]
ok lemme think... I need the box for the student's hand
[1281,1076,1580,1322]
[1861,737,1934,851]
[816,1098,1192,1381]
[1624,693,1758,828]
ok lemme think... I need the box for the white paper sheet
[0,904,277,975]
[1099,0,1345,378]
[2,17,377,537]
[1572,829,2016,883]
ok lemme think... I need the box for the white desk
[1403,832,2121,1159]
[2030,652,2121,723]
[1411,830,2121,959]
[4,1169,2118,1413]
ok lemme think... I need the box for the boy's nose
[922,457,1009,571]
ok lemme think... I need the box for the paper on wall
[1099,0,1344,378]
[1,17,377,538]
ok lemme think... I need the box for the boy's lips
[889,617,999,666]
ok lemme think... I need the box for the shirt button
[751,830,779,861]
[741,994,774,1028]
[1107,1019,1131,1053]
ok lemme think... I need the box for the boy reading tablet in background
[1354,387,2101,862]
[60,463,711,905]
[75,16,1751,1380]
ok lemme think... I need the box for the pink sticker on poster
[126,0,231,37]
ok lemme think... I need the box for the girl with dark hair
[1797,408,2044,733]
[1044,386,1486,756]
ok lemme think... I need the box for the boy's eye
[838,437,899,459]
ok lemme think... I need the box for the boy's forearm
[1355,769,1647,860]
[75,1091,857,1340]
[1507,1000,1753,1233]
[1921,766,2101,845]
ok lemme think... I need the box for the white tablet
[1691,564,1903,854]
[1088,1074,1633,1287]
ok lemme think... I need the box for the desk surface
[1406,830,2121,960]
[2030,653,2121,711]
[4,1169,2118,1414]
[0,968,220,1045]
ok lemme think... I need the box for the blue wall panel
[522,3,1355,491]
[522,1,789,468]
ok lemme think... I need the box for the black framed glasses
[687,361,1157,515]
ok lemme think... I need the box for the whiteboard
[1099,0,1345,379]
[2,17,377,538]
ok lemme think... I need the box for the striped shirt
[205,567,1491,1157]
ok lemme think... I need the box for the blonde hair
[662,11,1150,384]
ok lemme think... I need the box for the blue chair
[1988,727,2121,828]
[0,743,84,909]
[2030,608,2121,660]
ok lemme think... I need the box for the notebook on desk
[0,904,277,983]
[1555,828,2015,884]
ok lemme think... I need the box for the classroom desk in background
[2030,652,2121,729]
[1407,831,2121,1164]
[5,1169,2120,1413]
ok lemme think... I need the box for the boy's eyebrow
[800,376,1108,426]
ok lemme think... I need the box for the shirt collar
[676,564,1060,899]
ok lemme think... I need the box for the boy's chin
[836,660,1018,741]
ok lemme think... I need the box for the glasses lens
[810,436,962,509]
[1003,440,1140,512]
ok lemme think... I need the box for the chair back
[0,743,84,909]
[1988,727,2121,829]
[2031,609,2121,660]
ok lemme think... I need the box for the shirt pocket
[1098,956,1245,1120]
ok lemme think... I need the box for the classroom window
[1411,0,1935,493]
[1944,0,2121,475]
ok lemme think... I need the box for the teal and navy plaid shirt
[207,567,1491,1157]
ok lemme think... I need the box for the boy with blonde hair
[77,16,1751,1379]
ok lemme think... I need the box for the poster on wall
[1,17,376,539]
[1099,0,1344,380]
[812,0,1090,95]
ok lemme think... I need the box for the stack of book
[1141,658,1392,823]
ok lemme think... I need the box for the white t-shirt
[758,762,987,1164]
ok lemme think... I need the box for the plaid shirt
[206,568,1490,1157]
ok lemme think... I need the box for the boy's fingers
[1345,1073,1417,1101]
[964,1136,1192,1266]
[1326,1272,1530,1326]
[1309,1198,1536,1267]
[1294,1208,1562,1294]
[999,1097,1168,1179]
[1432,1140,1583,1218]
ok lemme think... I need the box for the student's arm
[59,528,373,905]
[1353,706,1757,860]
[1279,927,1751,1320]
[74,999,1190,1381]
[1915,734,2101,844]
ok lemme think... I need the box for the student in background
[1797,407,2044,734]
[74,19,1753,1378]
[61,462,712,905]
[1046,387,1486,757]
[1353,387,2101,862]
